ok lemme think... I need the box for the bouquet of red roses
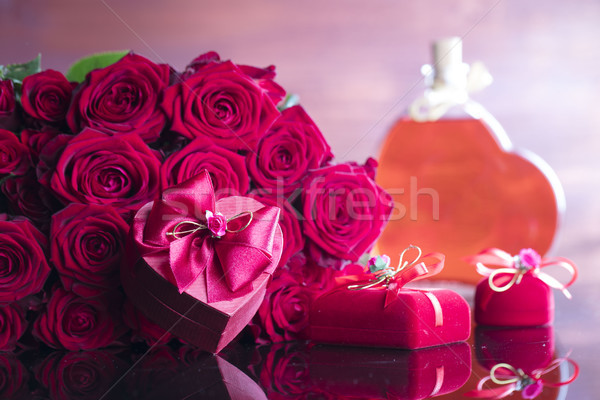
[0,51,393,351]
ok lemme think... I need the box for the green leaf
[65,50,129,83]
[0,54,42,83]
[277,93,300,111]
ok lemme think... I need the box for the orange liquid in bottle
[376,117,561,284]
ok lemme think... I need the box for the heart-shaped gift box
[121,171,283,353]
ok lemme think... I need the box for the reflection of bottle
[376,37,564,284]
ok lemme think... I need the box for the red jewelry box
[309,343,471,399]
[122,172,283,353]
[475,273,553,326]
[309,285,471,349]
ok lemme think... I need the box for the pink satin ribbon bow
[465,357,579,399]
[347,246,445,324]
[136,171,280,303]
[465,248,578,299]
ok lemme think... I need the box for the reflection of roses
[0,353,29,399]
[126,346,181,398]
[256,343,312,400]
[35,351,128,400]
[162,59,280,151]
[0,129,30,177]
[21,70,73,125]
[302,160,393,261]
[0,303,27,351]
[33,288,126,350]
[248,105,332,195]
[160,137,249,197]
[0,217,50,302]
[49,129,161,211]
[122,299,173,346]
[67,53,169,143]
[51,203,129,297]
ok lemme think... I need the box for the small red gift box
[309,343,471,399]
[466,248,577,327]
[475,326,554,375]
[309,247,471,349]
[122,171,283,353]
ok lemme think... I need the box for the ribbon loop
[135,171,280,302]
[466,248,578,298]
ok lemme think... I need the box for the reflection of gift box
[475,326,554,375]
[144,352,267,400]
[467,248,577,327]
[310,286,470,349]
[122,172,283,353]
[309,343,471,399]
[309,250,470,349]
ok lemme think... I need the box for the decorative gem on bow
[465,357,579,399]
[166,210,253,239]
[465,248,578,298]
[137,171,280,303]
[347,246,445,322]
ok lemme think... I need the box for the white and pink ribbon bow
[464,248,578,299]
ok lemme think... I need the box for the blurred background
[1,0,599,396]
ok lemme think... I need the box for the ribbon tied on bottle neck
[136,171,280,303]
[347,246,445,318]
[466,357,579,399]
[466,248,578,298]
[409,61,493,122]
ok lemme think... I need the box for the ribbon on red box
[134,171,280,303]
[465,357,579,399]
[344,246,445,325]
[465,248,578,299]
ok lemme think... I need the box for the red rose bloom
[51,203,129,297]
[49,129,161,212]
[248,105,333,195]
[33,288,126,350]
[0,303,27,351]
[67,53,169,143]
[1,172,61,232]
[0,354,29,399]
[122,299,173,346]
[162,60,280,152]
[257,343,312,400]
[21,69,73,125]
[302,160,393,262]
[160,137,249,197]
[252,254,339,343]
[0,129,30,176]
[35,351,128,400]
[0,217,50,303]
[0,80,18,131]
[181,52,286,105]
[20,128,62,165]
